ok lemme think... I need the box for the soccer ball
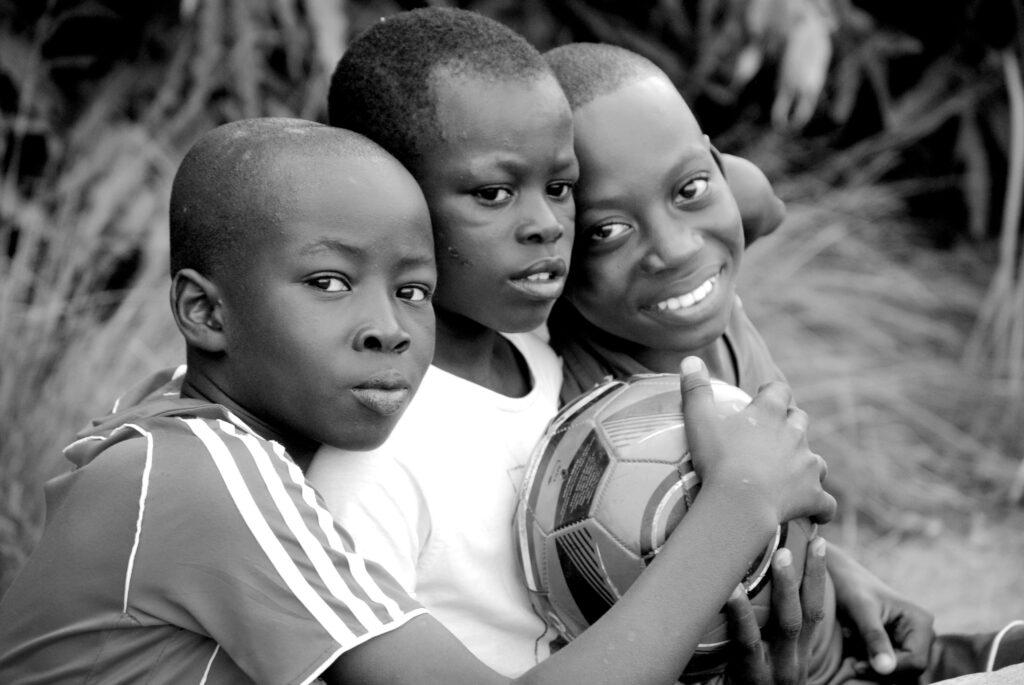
[514,373,816,680]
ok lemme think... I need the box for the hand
[827,543,935,679]
[680,356,836,527]
[718,152,787,246]
[723,535,829,684]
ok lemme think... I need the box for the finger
[748,380,794,418]
[679,357,719,459]
[785,406,809,435]
[724,584,769,685]
[798,535,828,656]
[766,547,802,681]
[808,489,837,526]
[889,611,936,674]
[847,613,897,676]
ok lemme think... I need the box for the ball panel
[593,461,689,557]
[544,519,647,638]
[554,430,611,529]
[556,525,618,626]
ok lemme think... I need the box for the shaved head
[544,42,665,112]
[169,117,393,278]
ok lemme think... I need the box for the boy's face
[412,70,578,334]
[218,153,436,451]
[566,75,744,362]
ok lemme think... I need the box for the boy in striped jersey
[0,118,437,684]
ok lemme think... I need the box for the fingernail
[730,583,745,599]
[773,548,792,567]
[811,537,827,557]
[681,356,703,375]
[871,652,896,674]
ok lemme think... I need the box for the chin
[328,423,398,453]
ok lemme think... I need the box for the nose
[640,216,704,272]
[353,301,412,354]
[516,193,565,245]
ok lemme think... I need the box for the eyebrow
[580,145,712,208]
[300,237,361,257]
[465,149,579,178]
[301,237,435,269]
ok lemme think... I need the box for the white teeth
[655,275,717,312]
[526,272,553,282]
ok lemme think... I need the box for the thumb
[679,357,718,461]
[852,617,897,675]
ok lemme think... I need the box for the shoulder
[79,413,305,526]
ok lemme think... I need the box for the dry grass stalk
[740,180,1022,531]
[0,0,346,595]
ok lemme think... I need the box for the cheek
[569,255,628,302]
[567,270,622,321]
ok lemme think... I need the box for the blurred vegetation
[1,0,1022,600]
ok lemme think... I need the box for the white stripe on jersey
[115,423,154,613]
[223,424,386,631]
[269,440,408,621]
[199,644,219,684]
[182,417,359,645]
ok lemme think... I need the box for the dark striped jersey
[0,367,425,684]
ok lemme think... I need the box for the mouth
[509,258,568,300]
[645,267,723,316]
[351,372,411,416]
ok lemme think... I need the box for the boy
[0,116,830,684]
[0,118,436,682]
[309,7,835,683]
[542,41,1024,683]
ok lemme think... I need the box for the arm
[325,357,836,685]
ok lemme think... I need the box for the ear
[171,268,227,353]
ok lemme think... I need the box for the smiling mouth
[650,271,720,313]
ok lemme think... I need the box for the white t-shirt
[308,332,564,676]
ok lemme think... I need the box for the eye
[473,187,513,205]
[547,181,575,201]
[307,275,350,292]
[676,176,710,204]
[397,284,431,302]
[586,221,632,244]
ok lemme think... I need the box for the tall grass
[739,177,1024,540]
[0,0,345,595]
[0,121,181,592]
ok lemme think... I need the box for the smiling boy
[543,41,1024,683]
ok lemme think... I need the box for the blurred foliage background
[2,0,1023,628]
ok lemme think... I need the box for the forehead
[428,70,573,150]
[573,75,704,164]
[255,152,434,262]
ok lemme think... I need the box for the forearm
[326,485,778,685]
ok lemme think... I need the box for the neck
[432,309,531,397]
[632,339,736,384]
